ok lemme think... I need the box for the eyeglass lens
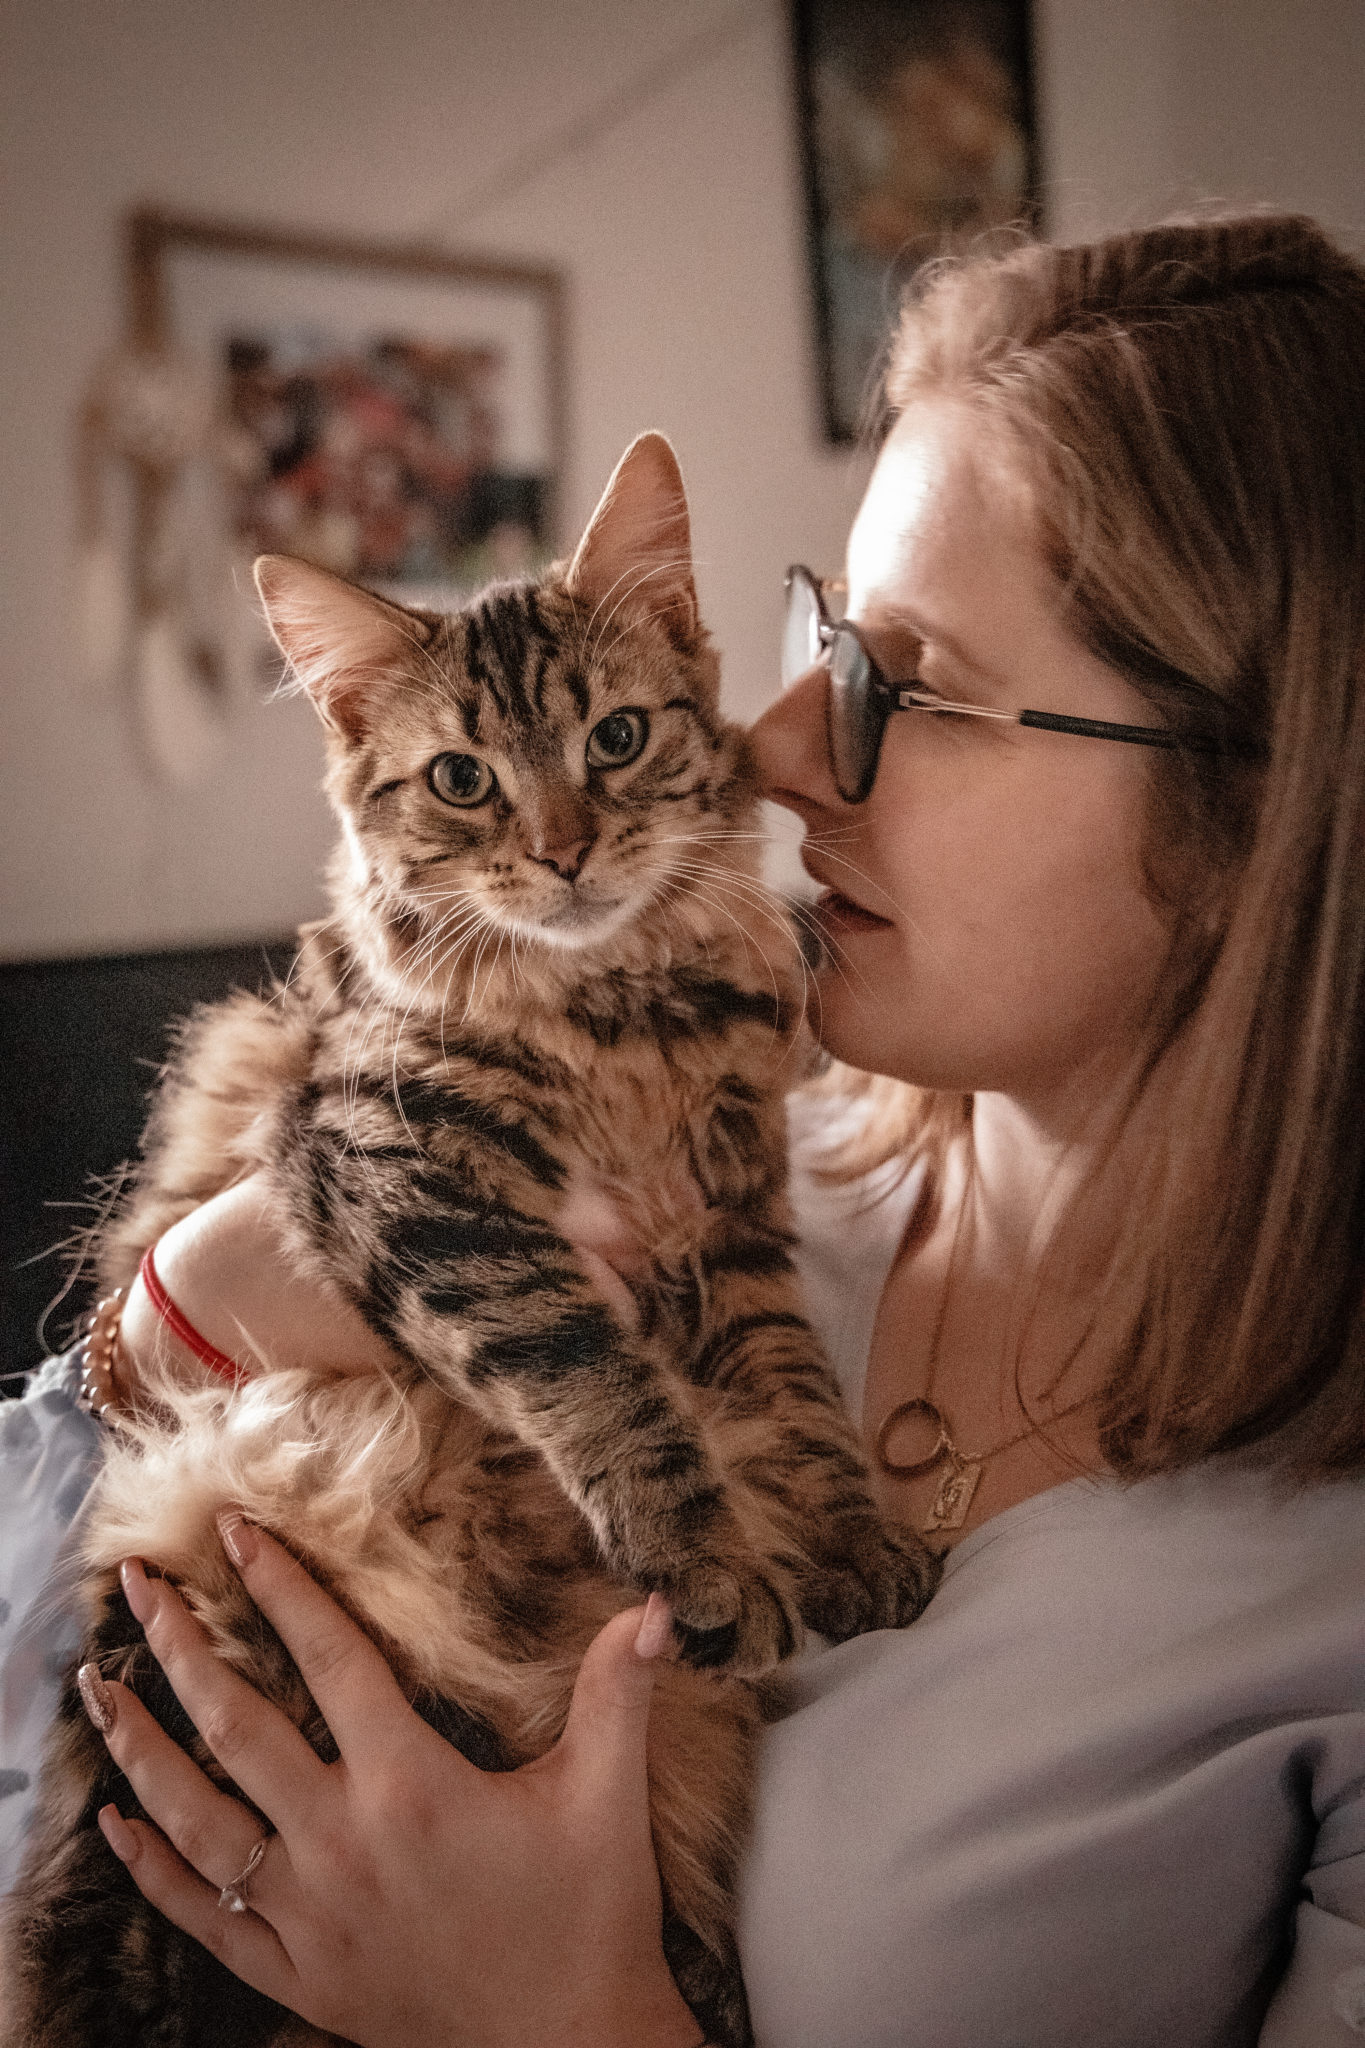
[781,570,823,691]
[782,569,885,802]
[827,631,883,803]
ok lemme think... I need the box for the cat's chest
[545,1040,723,1253]
[391,1027,761,1263]
[325,964,786,1253]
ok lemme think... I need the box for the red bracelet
[138,1245,248,1386]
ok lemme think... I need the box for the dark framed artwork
[126,211,568,604]
[791,0,1040,443]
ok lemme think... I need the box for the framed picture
[127,209,568,602]
[791,0,1039,443]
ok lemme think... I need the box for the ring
[217,1835,269,1914]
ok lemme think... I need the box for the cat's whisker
[639,862,789,1034]
[433,914,497,1054]
[466,927,509,1026]
[584,573,702,674]
[342,1002,403,1179]
[402,903,492,1056]
[343,903,480,1162]
[646,855,839,1047]
[277,925,354,1002]
[455,919,503,1029]
[652,873,811,1074]
[654,855,799,944]
[791,840,963,990]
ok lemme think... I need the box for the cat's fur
[2,433,938,2048]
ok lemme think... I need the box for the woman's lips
[812,887,894,935]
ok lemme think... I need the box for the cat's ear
[565,431,699,640]
[254,555,432,741]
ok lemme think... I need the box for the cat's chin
[477,894,644,956]
[522,902,639,953]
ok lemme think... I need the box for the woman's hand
[85,1521,702,2048]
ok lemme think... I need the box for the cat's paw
[653,1553,802,1675]
[796,1519,942,1641]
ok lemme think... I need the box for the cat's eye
[585,709,649,769]
[428,752,496,807]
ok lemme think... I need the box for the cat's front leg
[688,1210,942,1638]
[299,1163,803,1674]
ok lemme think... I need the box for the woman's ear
[254,556,432,741]
[565,431,700,642]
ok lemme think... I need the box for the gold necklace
[874,1153,1092,1535]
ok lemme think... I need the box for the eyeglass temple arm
[898,693,1251,756]
[1021,709,1261,755]
[1019,708,1188,749]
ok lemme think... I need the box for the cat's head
[256,433,754,971]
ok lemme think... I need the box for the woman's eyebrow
[858,599,1006,693]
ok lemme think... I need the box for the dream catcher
[75,222,265,785]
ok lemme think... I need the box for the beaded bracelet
[76,1287,129,1431]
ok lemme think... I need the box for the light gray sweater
[737,1118,1365,2046]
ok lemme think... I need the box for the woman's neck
[863,1055,1168,1547]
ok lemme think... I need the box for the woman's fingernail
[98,1804,138,1865]
[77,1663,116,1735]
[635,1592,675,1662]
[216,1510,258,1571]
[119,1558,158,1626]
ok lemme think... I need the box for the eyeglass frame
[783,565,1259,805]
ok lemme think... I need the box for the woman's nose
[748,663,842,816]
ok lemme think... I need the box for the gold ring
[217,1835,269,1914]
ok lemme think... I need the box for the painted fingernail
[216,1510,259,1570]
[98,1804,138,1864]
[119,1558,158,1626]
[77,1663,115,1735]
[635,1592,675,1662]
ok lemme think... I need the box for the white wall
[1,0,1361,961]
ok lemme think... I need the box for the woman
[7,211,1365,2046]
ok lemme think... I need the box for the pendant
[875,1397,952,1479]
[924,1455,982,1533]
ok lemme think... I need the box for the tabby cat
[3,432,938,2048]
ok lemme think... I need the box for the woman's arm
[87,1524,703,2048]
[118,1175,400,1389]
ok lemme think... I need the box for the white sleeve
[1259,1789,1365,2045]
[0,1351,102,1895]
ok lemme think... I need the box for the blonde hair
[843,212,1365,1479]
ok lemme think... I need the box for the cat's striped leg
[286,1129,809,1673]
[688,1211,941,1638]
[386,1200,813,1669]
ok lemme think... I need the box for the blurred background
[2,0,1362,1371]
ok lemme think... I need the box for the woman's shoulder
[938,1455,1365,1626]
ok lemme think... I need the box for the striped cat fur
[3,433,938,2048]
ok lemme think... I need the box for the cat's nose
[532,836,594,882]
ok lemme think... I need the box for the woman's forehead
[846,403,1040,638]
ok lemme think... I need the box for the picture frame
[125,208,569,603]
[790,0,1040,444]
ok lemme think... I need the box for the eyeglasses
[783,565,1250,805]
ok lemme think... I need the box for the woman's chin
[806,966,903,1076]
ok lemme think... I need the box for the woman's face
[750,401,1175,1110]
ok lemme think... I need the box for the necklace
[874,1151,1092,1535]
